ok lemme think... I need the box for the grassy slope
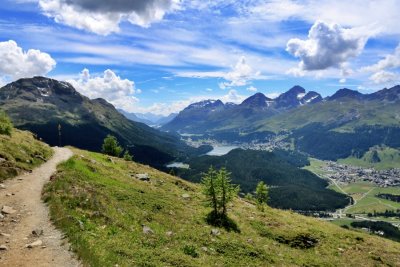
[338,146,400,170]
[43,149,400,266]
[255,100,400,134]
[0,129,53,181]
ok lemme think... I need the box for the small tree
[123,149,133,161]
[217,168,239,217]
[201,166,219,216]
[201,166,239,229]
[255,181,269,211]
[0,111,13,136]
[101,135,122,157]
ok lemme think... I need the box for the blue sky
[0,0,399,115]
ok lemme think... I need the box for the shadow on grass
[206,211,240,233]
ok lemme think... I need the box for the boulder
[136,173,150,181]
[181,193,191,200]
[142,225,154,235]
[210,229,220,236]
[0,245,8,250]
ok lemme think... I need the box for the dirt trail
[0,147,80,267]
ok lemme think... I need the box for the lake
[206,146,238,156]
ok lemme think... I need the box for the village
[322,161,400,187]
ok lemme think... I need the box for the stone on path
[26,240,43,248]
[2,205,16,214]
[0,245,8,250]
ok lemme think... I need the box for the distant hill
[43,148,400,266]
[119,110,177,127]
[0,77,197,168]
[163,85,400,161]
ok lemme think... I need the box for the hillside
[43,148,400,266]
[0,111,53,181]
[0,77,198,168]
[176,149,350,211]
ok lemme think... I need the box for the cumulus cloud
[0,40,56,80]
[247,86,257,92]
[369,70,398,84]
[362,44,400,85]
[68,68,138,112]
[38,0,181,35]
[221,56,260,87]
[286,21,367,74]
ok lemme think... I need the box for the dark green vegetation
[176,149,350,211]
[0,77,201,169]
[350,221,400,242]
[43,148,400,266]
[201,167,239,231]
[368,209,400,218]
[0,112,53,181]
[376,193,400,203]
[101,135,123,157]
[164,85,400,161]
[255,181,269,211]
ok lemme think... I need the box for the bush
[183,245,198,258]
[0,111,13,136]
[101,135,122,157]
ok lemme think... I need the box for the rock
[0,233,10,238]
[181,193,191,200]
[0,184,5,189]
[0,245,8,250]
[136,173,150,181]
[1,206,16,214]
[5,193,11,197]
[211,229,220,236]
[78,220,85,230]
[247,238,254,244]
[32,229,43,237]
[338,247,345,252]
[166,231,173,237]
[201,246,208,252]
[26,240,43,248]
[90,159,97,164]
[142,225,154,235]
[107,157,115,164]
[0,214,4,219]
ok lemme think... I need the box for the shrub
[183,245,198,258]
[101,135,122,157]
[0,111,13,136]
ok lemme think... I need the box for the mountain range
[163,85,400,160]
[118,110,177,127]
[0,77,198,168]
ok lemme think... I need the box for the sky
[0,0,399,115]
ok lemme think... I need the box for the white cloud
[132,89,246,115]
[362,44,400,85]
[38,0,181,35]
[369,70,398,84]
[178,56,264,89]
[265,92,281,99]
[286,21,368,74]
[247,86,257,92]
[0,40,56,81]
[339,78,346,83]
[248,0,400,35]
[220,89,245,103]
[68,68,138,112]
[363,44,400,72]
